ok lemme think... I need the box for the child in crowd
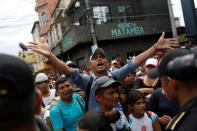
[125,89,161,131]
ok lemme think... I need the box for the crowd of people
[1,32,197,131]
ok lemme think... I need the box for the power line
[0,0,35,16]
[0,0,35,22]
[0,22,34,29]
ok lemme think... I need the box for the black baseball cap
[0,54,35,122]
[148,49,192,78]
[94,76,121,95]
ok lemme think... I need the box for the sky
[0,0,37,56]
[0,0,197,56]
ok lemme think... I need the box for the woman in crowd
[133,58,161,96]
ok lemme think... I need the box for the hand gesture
[105,110,120,123]
[27,37,51,57]
[158,115,172,124]
[155,32,179,51]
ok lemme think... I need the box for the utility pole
[181,0,197,44]
[167,0,178,39]
[85,0,98,48]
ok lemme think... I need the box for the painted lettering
[111,22,144,37]
[112,29,118,37]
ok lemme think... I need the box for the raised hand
[155,32,179,51]
[105,110,120,123]
[27,37,51,57]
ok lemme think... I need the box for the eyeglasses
[36,80,49,85]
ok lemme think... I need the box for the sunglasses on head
[36,80,49,85]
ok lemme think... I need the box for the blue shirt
[50,93,84,131]
[95,106,131,131]
[69,57,138,110]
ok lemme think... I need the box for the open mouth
[97,62,104,67]
[64,90,73,95]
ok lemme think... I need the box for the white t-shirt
[42,89,56,107]
[128,111,157,131]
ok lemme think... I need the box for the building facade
[47,0,172,67]
[31,21,54,75]
[33,0,59,75]
[35,0,59,39]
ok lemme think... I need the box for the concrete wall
[56,0,172,67]
[64,33,172,67]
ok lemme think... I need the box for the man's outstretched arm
[135,32,178,65]
[27,39,72,76]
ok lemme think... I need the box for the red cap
[157,52,164,57]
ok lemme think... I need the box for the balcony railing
[94,13,169,25]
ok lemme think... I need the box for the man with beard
[28,32,178,111]
[50,77,85,131]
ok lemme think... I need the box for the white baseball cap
[145,58,158,67]
[35,73,49,84]
[111,60,117,64]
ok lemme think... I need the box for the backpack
[46,104,62,131]
[46,96,85,131]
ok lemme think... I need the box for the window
[41,11,48,26]
[118,5,135,22]
[93,6,110,24]
[79,15,87,25]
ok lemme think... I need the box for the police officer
[148,47,197,131]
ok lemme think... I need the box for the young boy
[126,89,161,131]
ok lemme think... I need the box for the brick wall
[35,0,59,38]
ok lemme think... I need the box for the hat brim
[100,80,121,88]
[94,80,121,94]
[148,68,160,78]
[145,64,157,67]
[90,48,106,61]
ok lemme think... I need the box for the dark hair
[126,89,145,107]
[0,78,35,127]
[78,110,113,131]
[55,77,69,90]
[119,86,128,94]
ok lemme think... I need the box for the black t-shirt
[133,78,161,90]
[166,96,197,131]
[148,88,180,130]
